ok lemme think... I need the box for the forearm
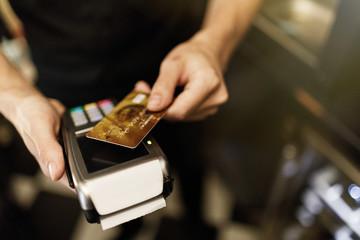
[0,50,40,121]
[192,0,262,70]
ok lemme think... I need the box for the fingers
[147,56,183,112]
[15,95,65,181]
[36,133,65,181]
[49,98,66,115]
[58,174,76,193]
[21,119,65,181]
[181,106,220,121]
[165,70,228,121]
[134,80,151,93]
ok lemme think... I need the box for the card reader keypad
[70,99,114,127]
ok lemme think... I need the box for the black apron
[9,0,206,106]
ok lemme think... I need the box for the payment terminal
[60,99,173,229]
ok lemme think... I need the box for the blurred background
[1,0,360,239]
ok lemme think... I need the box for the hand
[143,36,229,121]
[11,93,70,188]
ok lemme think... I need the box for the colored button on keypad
[84,102,103,122]
[98,99,114,115]
[70,106,88,127]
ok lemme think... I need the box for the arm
[197,0,262,70]
[0,51,67,184]
[145,0,262,121]
[0,0,24,38]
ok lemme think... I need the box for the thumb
[148,59,182,111]
[35,132,65,181]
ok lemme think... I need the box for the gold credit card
[86,91,166,148]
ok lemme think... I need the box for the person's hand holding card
[142,36,229,122]
[86,91,166,148]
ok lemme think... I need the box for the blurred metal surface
[261,0,338,55]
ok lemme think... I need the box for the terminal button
[84,102,103,122]
[70,106,88,126]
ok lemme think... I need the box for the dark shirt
[8,0,205,106]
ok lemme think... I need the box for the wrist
[194,0,262,71]
[0,51,40,121]
[189,29,236,71]
[0,86,40,122]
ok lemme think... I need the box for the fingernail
[148,96,161,109]
[49,162,56,181]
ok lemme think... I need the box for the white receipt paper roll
[100,196,166,230]
[85,159,165,229]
